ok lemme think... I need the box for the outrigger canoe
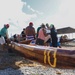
[7,42,75,69]
[60,39,74,43]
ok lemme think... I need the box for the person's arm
[43,28,47,36]
[33,28,36,39]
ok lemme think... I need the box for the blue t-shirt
[0,27,8,37]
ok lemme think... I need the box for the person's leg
[52,40,57,47]
[50,42,52,47]
[46,38,51,46]
[36,38,39,44]
[44,35,51,43]
[57,42,61,48]
[38,39,44,45]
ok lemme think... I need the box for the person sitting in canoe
[21,28,26,40]
[45,23,51,46]
[36,23,51,45]
[36,25,42,44]
[25,22,36,41]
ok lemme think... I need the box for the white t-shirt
[46,28,51,34]
[0,36,5,45]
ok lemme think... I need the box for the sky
[0,0,75,38]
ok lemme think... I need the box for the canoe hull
[8,42,75,69]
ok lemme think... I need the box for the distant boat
[60,39,74,43]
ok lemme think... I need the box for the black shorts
[36,38,44,45]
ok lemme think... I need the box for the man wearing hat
[25,22,35,41]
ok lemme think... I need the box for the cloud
[27,5,44,15]
[0,0,37,36]
[0,0,75,37]
[37,0,75,29]
[56,0,75,28]
[27,5,35,12]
